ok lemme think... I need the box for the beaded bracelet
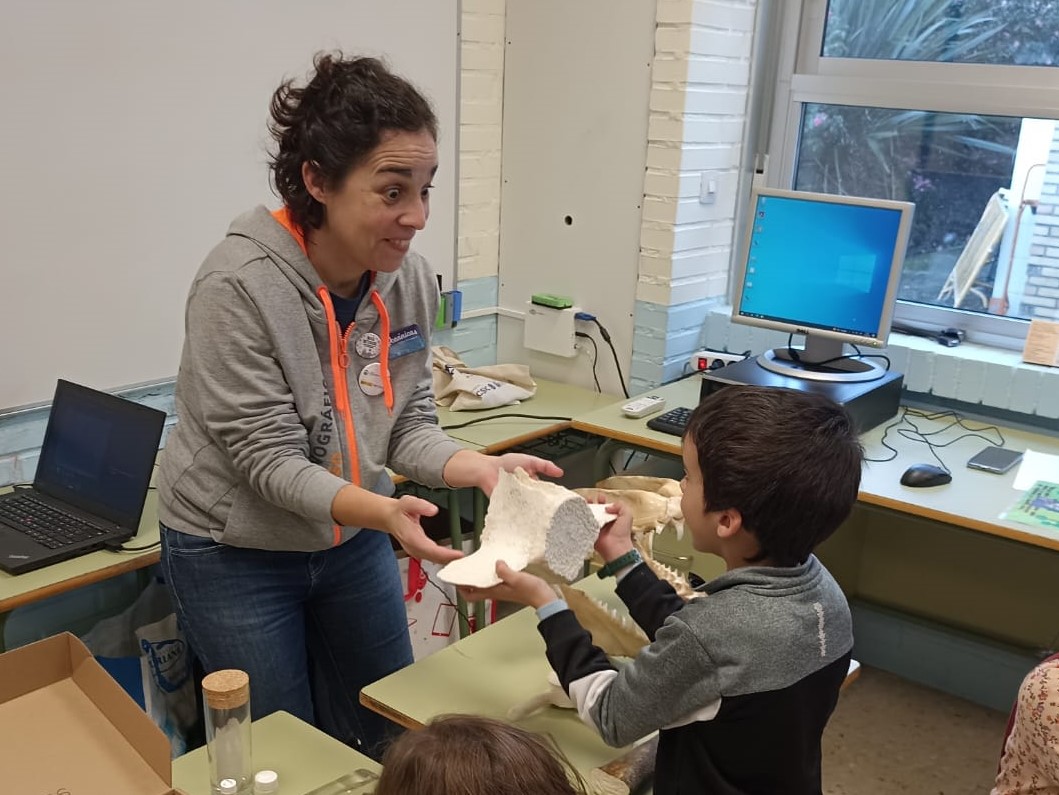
[596,548,643,578]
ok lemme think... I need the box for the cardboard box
[0,632,183,795]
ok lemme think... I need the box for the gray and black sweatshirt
[540,555,853,795]
[158,206,464,550]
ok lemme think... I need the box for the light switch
[699,172,718,205]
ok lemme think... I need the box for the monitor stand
[756,335,886,383]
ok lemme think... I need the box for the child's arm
[615,564,689,640]
[466,560,720,749]
[539,604,719,748]
[596,501,686,638]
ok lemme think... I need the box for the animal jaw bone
[638,544,702,603]
[573,478,684,549]
[437,468,608,588]
[558,583,649,658]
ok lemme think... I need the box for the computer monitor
[731,187,915,383]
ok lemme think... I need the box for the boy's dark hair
[375,714,587,795]
[684,385,863,566]
[267,51,438,232]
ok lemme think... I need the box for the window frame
[760,0,1059,349]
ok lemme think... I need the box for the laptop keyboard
[0,493,108,549]
[646,406,693,436]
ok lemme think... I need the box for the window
[762,0,1059,348]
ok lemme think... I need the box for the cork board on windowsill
[1022,320,1059,367]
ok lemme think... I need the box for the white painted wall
[495,0,656,396]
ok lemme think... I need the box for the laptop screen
[34,380,165,530]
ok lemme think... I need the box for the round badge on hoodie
[355,332,381,360]
[358,362,385,396]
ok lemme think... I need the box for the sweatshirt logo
[813,602,827,657]
[311,382,339,475]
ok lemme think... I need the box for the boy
[464,385,862,794]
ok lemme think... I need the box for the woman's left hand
[478,453,563,497]
[442,450,563,496]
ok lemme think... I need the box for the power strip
[688,350,746,373]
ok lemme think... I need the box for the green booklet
[1004,480,1059,531]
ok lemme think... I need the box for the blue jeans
[159,525,412,758]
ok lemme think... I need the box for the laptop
[0,380,165,575]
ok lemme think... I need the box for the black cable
[589,319,629,398]
[425,570,474,632]
[575,331,602,392]
[863,407,1006,473]
[441,412,571,431]
[106,540,162,553]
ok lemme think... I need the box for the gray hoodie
[158,206,464,550]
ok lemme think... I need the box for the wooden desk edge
[0,550,160,613]
[858,493,1059,552]
[570,420,680,456]
[360,691,425,731]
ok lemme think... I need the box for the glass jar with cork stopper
[202,669,252,794]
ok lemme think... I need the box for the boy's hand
[593,498,636,562]
[458,561,557,609]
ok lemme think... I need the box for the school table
[360,573,635,774]
[440,379,618,451]
[360,570,863,783]
[172,710,381,795]
[0,489,161,651]
[571,376,1059,552]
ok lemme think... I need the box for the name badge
[389,324,426,359]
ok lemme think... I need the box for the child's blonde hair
[375,714,587,795]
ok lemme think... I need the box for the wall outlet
[524,301,579,357]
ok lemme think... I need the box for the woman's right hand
[384,495,464,565]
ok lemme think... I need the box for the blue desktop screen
[738,193,904,338]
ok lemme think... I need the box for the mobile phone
[966,446,1023,474]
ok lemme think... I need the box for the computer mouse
[900,463,952,488]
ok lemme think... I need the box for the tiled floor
[822,666,1009,794]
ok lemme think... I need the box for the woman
[993,655,1059,794]
[157,52,560,757]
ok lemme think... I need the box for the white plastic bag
[81,577,196,756]
[432,345,537,411]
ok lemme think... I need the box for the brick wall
[1022,128,1059,320]
[630,0,757,392]
[432,0,505,365]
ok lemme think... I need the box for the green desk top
[439,378,618,452]
[172,711,380,795]
[361,575,633,774]
[572,377,1059,552]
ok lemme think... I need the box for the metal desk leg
[473,489,486,632]
[449,488,471,639]
[593,438,626,482]
[0,610,7,653]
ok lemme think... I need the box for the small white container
[254,769,280,794]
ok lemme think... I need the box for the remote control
[622,395,666,418]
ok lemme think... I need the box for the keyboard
[646,406,692,436]
[0,493,108,549]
